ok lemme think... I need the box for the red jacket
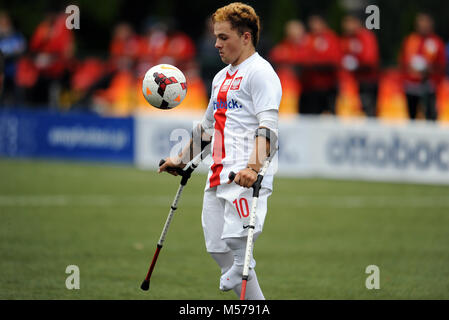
[109,33,141,71]
[301,29,341,91]
[29,14,74,77]
[399,32,446,86]
[269,36,311,65]
[138,31,195,65]
[340,28,379,82]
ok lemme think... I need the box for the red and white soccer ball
[142,64,187,109]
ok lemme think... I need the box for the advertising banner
[0,109,134,163]
[135,115,449,185]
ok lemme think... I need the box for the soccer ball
[142,64,187,109]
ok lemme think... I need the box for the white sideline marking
[271,195,449,208]
[0,195,449,208]
[0,195,176,207]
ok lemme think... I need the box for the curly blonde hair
[212,2,261,48]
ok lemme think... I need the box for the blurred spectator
[16,10,75,107]
[176,60,208,112]
[197,17,223,97]
[89,19,201,116]
[109,22,141,72]
[79,22,141,115]
[69,57,107,109]
[300,14,341,115]
[340,14,379,117]
[71,23,139,110]
[137,19,195,76]
[164,29,196,68]
[138,20,169,70]
[269,20,310,114]
[269,19,310,67]
[0,11,26,106]
[399,13,446,120]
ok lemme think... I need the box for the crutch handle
[228,170,263,197]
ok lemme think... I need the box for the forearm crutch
[228,148,278,300]
[140,146,210,291]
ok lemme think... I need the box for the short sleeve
[250,67,282,114]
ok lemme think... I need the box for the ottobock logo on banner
[0,109,134,162]
[285,117,449,185]
[326,133,449,171]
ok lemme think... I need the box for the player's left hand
[228,167,258,188]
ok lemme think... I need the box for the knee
[224,237,245,251]
[223,237,257,269]
[224,233,260,251]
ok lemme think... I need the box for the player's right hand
[158,157,186,176]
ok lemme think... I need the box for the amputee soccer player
[159,2,282,300]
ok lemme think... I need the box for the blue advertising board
[0,109,134,163]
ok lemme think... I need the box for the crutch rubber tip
[140,280,150,291]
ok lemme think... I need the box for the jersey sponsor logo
[213,99,243,110]
[230,77,243,90]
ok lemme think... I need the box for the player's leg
[210,251,234,275]
[220,236,265,300]
[202,186,259,298]
[202,187,233,275]
[218,185,271,300]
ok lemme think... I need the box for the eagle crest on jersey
[152,72,187,109]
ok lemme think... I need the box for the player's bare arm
[228,127,271,188]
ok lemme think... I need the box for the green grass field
[1,158,448,300]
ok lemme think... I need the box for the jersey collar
[228,52,259,75]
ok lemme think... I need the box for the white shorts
[201,183,272,253]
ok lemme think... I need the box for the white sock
[219,237,265,300]
[236,269,265,300]
[210,251,245,297]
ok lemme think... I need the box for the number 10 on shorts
[233,198,250,218]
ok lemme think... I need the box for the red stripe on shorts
[209,71,237,187]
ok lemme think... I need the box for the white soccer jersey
[201,52,282,190]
